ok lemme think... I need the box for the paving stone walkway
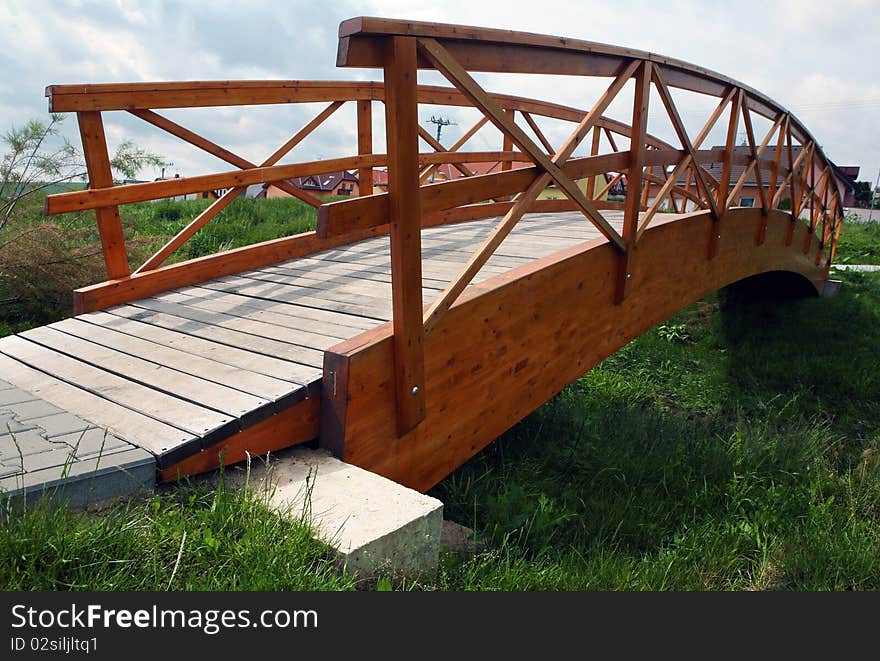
[0,379,155,508]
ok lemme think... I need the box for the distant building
[645,146,860,212]
[265,171,359,199]
[371,161,609,200]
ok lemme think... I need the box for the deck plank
[0,210,626,474]
[135,296,343,350]
[80,311,316,386]
[109,305,327,368]
[20,325,273,425]
[0,335,231,452]
[0,353,190,459]
[49,317,295,404]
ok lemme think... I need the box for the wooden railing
[45,17,844,437]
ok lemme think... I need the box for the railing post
[587,126,601,200]
[357,99,373,196]
[501,109,514,172]
[616,61,650,304]
[383,36,426,435]
[77,111,130,280]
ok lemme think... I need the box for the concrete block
[0,412,38,434]
[21,446,77,473]
[225,448,443,579]
[821,279,843,298]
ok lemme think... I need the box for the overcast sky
[2,0,878,192]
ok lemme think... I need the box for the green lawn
[835,216,880,265]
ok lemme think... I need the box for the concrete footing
[224,447,444,579]
[821,279,843,298]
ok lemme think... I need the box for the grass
[834,216,880,265]
[116,197,319,261]
[2,203,880,590]
[0,196,319,332]
[0,477,355,591]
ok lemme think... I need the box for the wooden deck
[0,211,617,472]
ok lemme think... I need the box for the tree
[0,114,166,230]
[854,181,873,207]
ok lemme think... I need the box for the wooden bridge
[0,18,843,496]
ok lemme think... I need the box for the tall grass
[0,479,355,591]
[119,197,319,261]
[0,196,318,330]
[835,217,880,265]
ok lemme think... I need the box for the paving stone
[0,430,56,458]
[21,446,77,473]
[3,399,65,422]
[0,463,21,478]
[0,388,39,406]
[27,412,93,438]
[0,412,38,434]
[0,379,17,390]
[0,448,156,510]
[53,428,130,459]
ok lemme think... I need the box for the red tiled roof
[291,170,357,192]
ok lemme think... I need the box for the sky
[1,0,878,191]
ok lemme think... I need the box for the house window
[739,197,755,207]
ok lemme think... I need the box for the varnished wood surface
[321,208,828,492]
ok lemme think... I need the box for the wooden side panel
[321,208,826,492]
[159,391,320,482]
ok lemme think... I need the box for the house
[265,171,359,199]
[371,161,610,200]
[832,164,860,207]
[646,146,860,212]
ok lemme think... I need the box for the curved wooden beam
[322,207,827,491]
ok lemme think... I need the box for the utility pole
[428,115,456,143]
[868,166,880,224]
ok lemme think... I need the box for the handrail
[43,17,844,439]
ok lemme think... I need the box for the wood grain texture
[77,111,130,280]
[321,207,827,492]
[384,36,426,434]
[159,391,320,482]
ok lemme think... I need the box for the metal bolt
[626,273,632,280]
[717,234,721,239]
[411,386,420,396]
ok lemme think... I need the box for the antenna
[428,115,457,143]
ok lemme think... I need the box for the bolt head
[626,273,632,280]
[411,386,420,396]
[717,234,721,239]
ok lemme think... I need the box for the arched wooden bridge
[0,18,844,495]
